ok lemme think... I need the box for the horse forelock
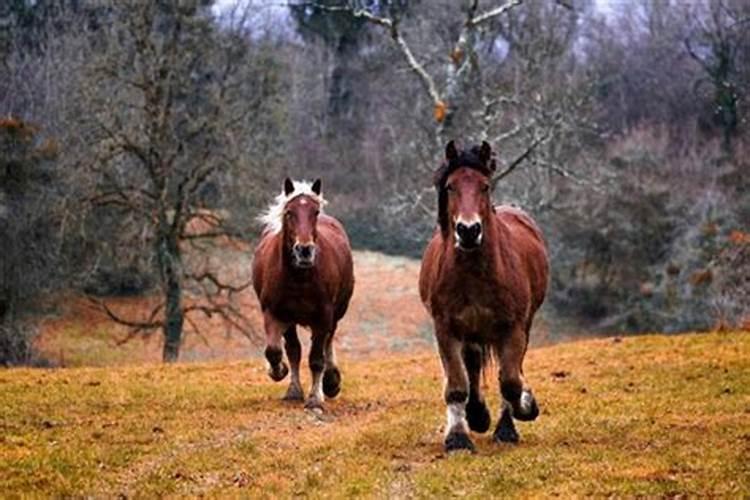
[257,180,327,235]
[435,145,494,235]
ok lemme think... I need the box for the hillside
[2,331,748,497]
[34,250,561,367]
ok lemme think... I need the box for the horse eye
[482,185,490,193]
[446,185,455,193]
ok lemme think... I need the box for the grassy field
[2,330,748,497]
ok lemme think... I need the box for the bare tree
[78,0,259,362]
[685,0,750,153]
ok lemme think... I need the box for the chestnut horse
[253,178,354,410]
[419,141,549,452]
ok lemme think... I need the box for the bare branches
[90,297,163,336]
[492,131,548,186]
[186,270,251,295]
[390,21,442,107]
[470,0,524,27]
[292,2,441,108]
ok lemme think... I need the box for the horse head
[281,178,324,268]
[434,141,497,251]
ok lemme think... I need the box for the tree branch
[469,0,524,27]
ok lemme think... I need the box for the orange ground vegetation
[35,251,437,366]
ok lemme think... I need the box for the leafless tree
[77,0,264,362]
[684,0,750,153]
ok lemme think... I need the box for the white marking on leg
[326,343,337,369]
[502,398,513,417]
[520,390,533,414]
[289,363,301,390]
[310,370,324,402]
[446,402,468,437]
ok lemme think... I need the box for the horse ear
[311,178,322,195]
[284,177,295,196]
[445,140,458,162]
[479,141,492,165]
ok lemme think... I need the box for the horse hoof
[268,362,289,382]
[513,391,539,422]
[282,385,304,402]
[322,367,341,398]
[466,398,491,433]
[493,421,519,443]
[304,397,324,412]
[444,431,475,453]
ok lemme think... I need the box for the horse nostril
[296,244,313,259]
[469,223,482,240]
[457,222,482,243]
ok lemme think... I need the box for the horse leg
[322,329,341,398]
[436,326,474,452]
[304,328,327,411]
[494,398,519,443]
[463,343,490,433]
[282,326,304,401]
[493,325,539,443]
[263,311,289,382]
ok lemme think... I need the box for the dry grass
[2,331,748,497]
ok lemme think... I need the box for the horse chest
[440,273,513,335]
[453,303,495,333]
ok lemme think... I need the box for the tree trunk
[159,232,183,363]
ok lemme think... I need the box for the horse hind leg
[494,399,519,443]
[463,343,490,433]
[304,328,327,411]
[282,326,304,401]
[322,330,341,398]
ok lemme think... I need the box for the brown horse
[419,141,549,452]
[253,178,354,410]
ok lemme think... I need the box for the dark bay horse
[419,141,549,452]
[253,178,354,410]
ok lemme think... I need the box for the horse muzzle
[292,242,317,267]
[455,220,483,251]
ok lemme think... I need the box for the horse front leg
[464,343,491,433]
[263,311,289,382]
[436,322,473,452]
[493,325,539,444]
[282,326,304,401]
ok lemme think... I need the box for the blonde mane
[257,180,327,234]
